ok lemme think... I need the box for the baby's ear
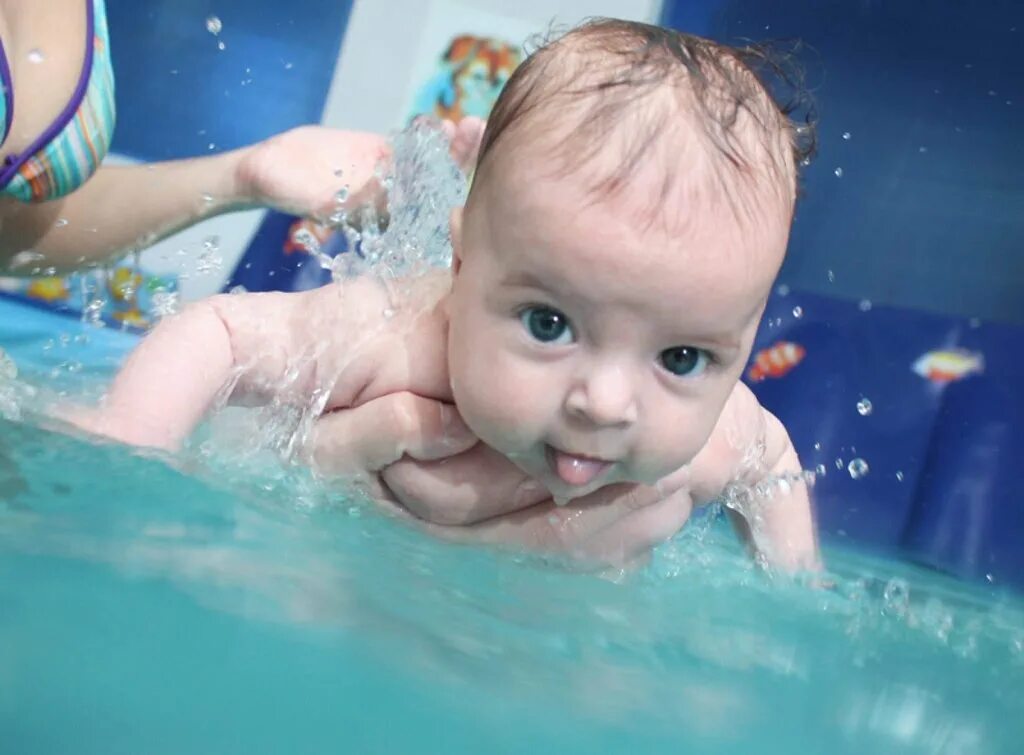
[450,206,465,276]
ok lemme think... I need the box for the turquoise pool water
[1,398,1022,753]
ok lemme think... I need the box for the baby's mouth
[545,445,615,488]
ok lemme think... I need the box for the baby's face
[445,150,789,500]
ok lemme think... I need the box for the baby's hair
[470,18,817,224]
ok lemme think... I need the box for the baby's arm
[691,383,820,571]
[71,284,346,451]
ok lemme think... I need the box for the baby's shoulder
[687,382,769,505]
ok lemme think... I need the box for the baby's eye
[659,346,709,377]
[520,306,574,345]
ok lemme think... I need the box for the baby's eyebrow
[500,269,551,290]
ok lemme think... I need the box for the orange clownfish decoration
[746,341,806,382]
[912,349,984,383]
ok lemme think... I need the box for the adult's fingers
[304,392,477,475]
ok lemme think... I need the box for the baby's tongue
[551,450,611,487]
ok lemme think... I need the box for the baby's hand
[381,443,549,525]
[303,393,479,483]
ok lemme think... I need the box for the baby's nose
[564,365,639,427]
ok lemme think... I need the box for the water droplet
[206,16,223,35]
[813,442,821,451]
[9,250,44,270]
[792,306,803,318]
[284,61,294,70]
[985,573,994,583]
[856,398,873,416]
[848,458,869,479]
[381,308,395,319]
[54,218,69,228]
[208,143,216,151]
[834,167,844,178]
[882,577,910,617]
[335,186,350,203]
[835,457,844,470]
[196,236,222,275]
[815,464,827,477]
[918,145,928,153]
[827,269,835,283]
[27,49,44,64]
[217,40,226,51]
[988,90,997,96]
[842,131,852,140]
[151,290,180,318]
[858,299,873,312]
[895,470,904,482]
[200,192,214,205]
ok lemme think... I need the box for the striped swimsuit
[0,0,116,202]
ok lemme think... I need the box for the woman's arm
[0,151,252,273]
[1,121,484,275]
[0,126,390,274]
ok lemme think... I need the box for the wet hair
[468,18,817,225]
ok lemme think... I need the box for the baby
[77,19,819,570]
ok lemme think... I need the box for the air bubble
[827,270,835,283]
[206,16,222,35]
[834,167,844,178]
[217,40,226,51]
[792,306,803,318]
[776,284,790,297]
[815,464,827,477]
[835,457,844,470]
[848,458,869,479]
[842,131,852,140]
[856,398,873,416]
[858,299,873,312]
[895,470,904,482]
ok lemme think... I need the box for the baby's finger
[305,392,476,475]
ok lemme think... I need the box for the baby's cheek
[639,412,717,479]
[454,358,550,448]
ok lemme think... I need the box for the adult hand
[235,119,486,221]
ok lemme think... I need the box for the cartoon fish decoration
[912,349,984,383]
[25,276,69,303]
[747,341,806,382]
